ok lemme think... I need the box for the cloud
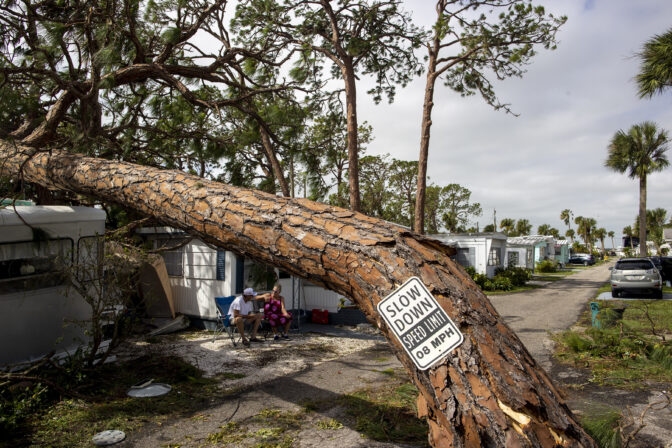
[356,0,672,243]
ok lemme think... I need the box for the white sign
[377,277,463,370]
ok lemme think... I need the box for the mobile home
[432,232,508,278]
[137,227,346,327]
[0,206,105,365]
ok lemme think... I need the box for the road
[490,262,672,447]
[488,262,613,371]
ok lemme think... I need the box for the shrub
[494,267,531,286]
[492,275,513,291]
[536,259,558,273]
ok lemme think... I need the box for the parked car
[660,256,672,283]
[610,258,663,299]
[647,256,664,278]
[568,253,595,266]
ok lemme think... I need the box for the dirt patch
[116,326,428,448]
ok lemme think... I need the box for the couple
[228,284,292,346]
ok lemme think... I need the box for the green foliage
[494,266,531,286]
[437,184,482,233]
[606,122,669,180]
[536,259,558,273]
[0,383,48,433]
[467,266,530,292]
[555,300,672,386]
[636,27,672,98]
[580,411,622,448]
[433,0,566,114]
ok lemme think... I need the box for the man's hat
[243,287,257,297]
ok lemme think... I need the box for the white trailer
[0,206,106,366]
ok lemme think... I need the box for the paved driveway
[488,262,614,371]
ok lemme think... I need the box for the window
[77,235,104,282]
[154,238,189,277]
[488,247,501,266]
[455,248,474,267]
[0,238,73,293]
[507,252,519,267]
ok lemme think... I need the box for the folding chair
[212,296,238,346]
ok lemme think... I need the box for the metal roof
[0,206,106,226]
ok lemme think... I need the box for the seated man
[228,287,267,346]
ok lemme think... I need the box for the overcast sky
[356,0,672,244]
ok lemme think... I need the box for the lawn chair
[212,296,238,346]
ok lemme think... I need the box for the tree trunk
[0,141,595,447]
[414,42,439,235]
[639,176,647,257]
[259,125,290,197]
[342,60,361,212]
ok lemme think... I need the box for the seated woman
[263,284,292,340]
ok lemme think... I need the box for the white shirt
[228,295,253,317]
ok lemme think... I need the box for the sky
[355,0,672,245]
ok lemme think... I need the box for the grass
[579,409,622,448]
[337,371,428,446]
[554,294,672,387]
[3,355,220,447]
[486,284,544,295]
[316,418,343,430]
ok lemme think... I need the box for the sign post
[377,277,464,370]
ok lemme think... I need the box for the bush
[494,267,531,286]
[536,259,558,273]
[492,275,513,291]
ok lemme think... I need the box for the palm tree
[606,122,670,256]
[574,216,586,247]
[594,227,607,257]
[636,28,672,98]
[623,225,635,251]
[516,219,532,236]
[560,209,573,232]
[585,217,597,252]
[549,228,560,239]
[499,218,515,235]
[537,224,552,235]
[647,208,668,251]
[607,230,615,250]
[565,228,575,243]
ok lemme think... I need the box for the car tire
[654,290,663,300]
[611,289,619,298]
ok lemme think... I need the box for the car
[610,258,663,299]
[661,256,672,283]
[568,253,595,266]
[647,256,663,276]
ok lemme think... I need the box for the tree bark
[414,37,440,235]
[259,125,290,197]
[0,141,595,447]
[639,175,647,257]
[342,60,361,212]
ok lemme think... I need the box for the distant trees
[565,228,576,243]
[560,209,573,233]
[594,227,607,256]
[356,155,481,233]
[608,230,616,249]
[606,122,670,256]
[438,184,482,233]
[623,225,635,251]
[647,208,668,252]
